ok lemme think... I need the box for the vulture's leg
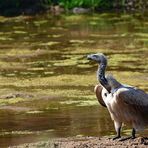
[113,121,122,140]
[131,128,136,139]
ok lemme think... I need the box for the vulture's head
[87,53,107,65]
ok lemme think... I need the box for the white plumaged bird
[87,53,148,140]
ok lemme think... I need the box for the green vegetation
[59,0,115,10]
[0,0,51,16]
[0,0,116,9]
[0,0,147,16]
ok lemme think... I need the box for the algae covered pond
[0,13,147,147]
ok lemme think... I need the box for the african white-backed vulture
[87,53,148,140]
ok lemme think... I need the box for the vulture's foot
[113,135,121,140]
[119,136,136,141]
[119,128,136,141]
[113,127,121,140]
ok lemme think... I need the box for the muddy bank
[10,136,148,148]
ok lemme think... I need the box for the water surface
[0,13,147,147]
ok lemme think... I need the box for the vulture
[87,53,148,140]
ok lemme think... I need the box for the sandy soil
[10,136,148,148]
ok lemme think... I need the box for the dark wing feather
[117,87,148,106]
[94,85,107,107]
[117,87,148,122]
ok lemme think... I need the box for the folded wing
[116,87,148,122]
[94,85,107,107]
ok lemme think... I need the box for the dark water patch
[0,67,77,78]
[0,106,112,147]
[109,66,147,73]
[0,51,65,63]
[0,85,92,93]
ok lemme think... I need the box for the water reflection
[0,106,113,147]
[0,13,147,147]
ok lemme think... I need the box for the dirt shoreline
[10,136,148,148]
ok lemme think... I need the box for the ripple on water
[0,13,147,147]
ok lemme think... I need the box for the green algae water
[0,13,147,147]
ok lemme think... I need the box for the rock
[72,7,91,14]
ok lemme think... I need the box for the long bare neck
[97,58,111,93]
[97,63,107,85]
